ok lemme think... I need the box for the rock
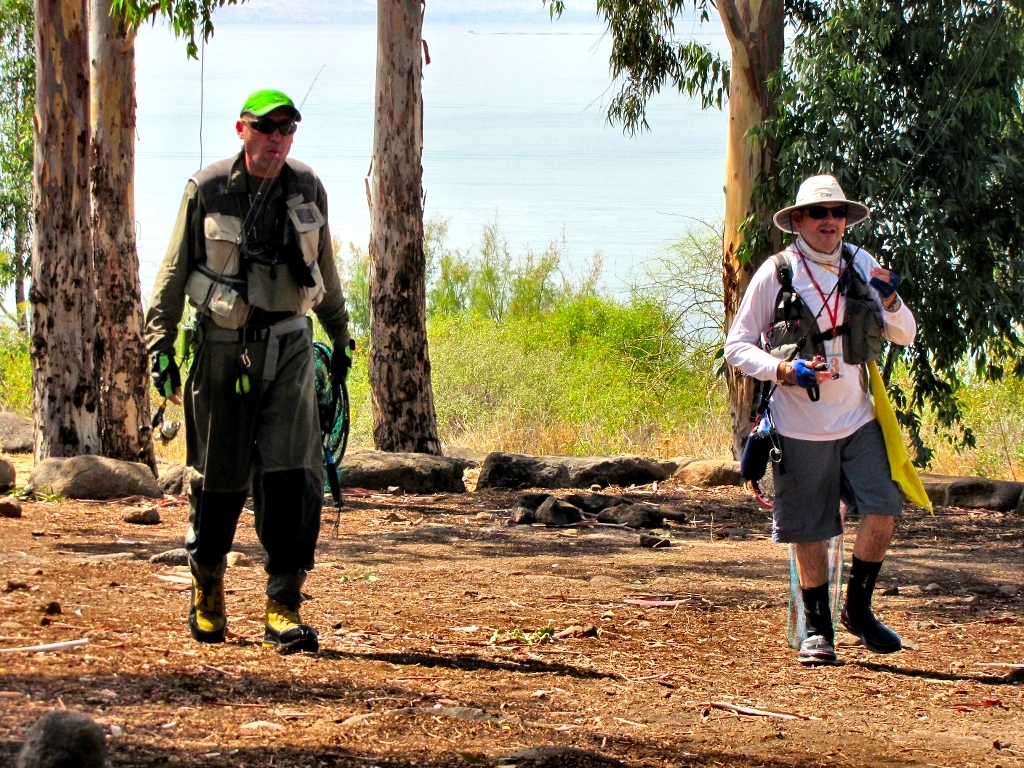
[442,446,490,467]
[659,504,688,523]
[675,459,744,487]
[919,473,1024,512]
[240,720,284,731]
[27,456,161,500]
[341,449,468,493]
[1016,490,1024,516]
[0,457,15,492]
[997,584,1019,596]
[501,746,621,766]
[595,502,663,528]
[86,552,139,563]
[534,496,583,527]
[563,493,625,514]
[226,551,251,567]
[639,534,672,548]
[149,548,189,565]
[4,579,28,592]
[508,506,536,525]
[17,711,107,768]
[0,496,22,518]
[122,507,161,525]
[0,412,33,453]
[589,575,623,586]
[881,585,900,596]
[41,600,61,615]
[924,582,942,593]
[516,492,553,510]
[477,453,669,490]
[158,462,190,495]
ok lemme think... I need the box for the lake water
[134,14,728,296]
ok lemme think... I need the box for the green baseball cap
[240,89,301,121]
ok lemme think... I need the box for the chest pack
[765,244,884,366]
[183,156,327,330]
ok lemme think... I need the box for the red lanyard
[794,246,843,335]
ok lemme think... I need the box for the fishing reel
[137,398,181,460]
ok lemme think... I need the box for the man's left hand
[869,268,900,305]
[331,339,353,381]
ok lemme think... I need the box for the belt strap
[203,315,309,381]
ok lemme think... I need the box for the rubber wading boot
[189,576,226,643]
[263,598,319,654]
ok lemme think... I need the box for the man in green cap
[145,89,350,654]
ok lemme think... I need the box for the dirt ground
[0,458,1021,768]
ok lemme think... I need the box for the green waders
[184,315,323,609]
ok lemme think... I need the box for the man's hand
[151,352,182,404]
[869,267,900,307]
[778,359,832,388]
[330,339,354,382]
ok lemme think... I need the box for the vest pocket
[204,213,243,276]
[247,262,301,313]
[184,270,249,329]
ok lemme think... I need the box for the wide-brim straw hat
[773,175,870,233]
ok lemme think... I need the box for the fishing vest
[765,243,885,366]
[183,154,327,329]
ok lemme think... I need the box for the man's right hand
[151,352,182,404]
[778,360,832,388]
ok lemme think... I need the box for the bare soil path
[0,474,1021,768]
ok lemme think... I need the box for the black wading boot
[798,583,837,665]
[841,556,901,654]
[263,598,319,654]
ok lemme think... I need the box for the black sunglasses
[243,117,298,136]
[802,205,847,220]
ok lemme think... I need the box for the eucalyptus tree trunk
[719,0,784,458]
[30,0,99,459]
[367,0,441,455]
[14,214,27,333]
[90,0,152,468]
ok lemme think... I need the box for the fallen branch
[624,598,690,608]
[709,701,815,721]
[0,638,89,654]
[974,662,1024,669]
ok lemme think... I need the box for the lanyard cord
[794,244,848,335]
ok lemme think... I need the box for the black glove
[151,351,181,399]
[331,339,354,381]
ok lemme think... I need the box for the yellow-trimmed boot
[189,576,226,643]
[263,598,318,654]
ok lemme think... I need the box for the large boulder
[27,456,162,500]
[674,458,744,487]
[158,462,190,495]
[341,449,468,494]
[534,496,584,526]
[0,456,15,492]
[919,474,1024,512]
[0,412,33,453]
[476,453,668,490]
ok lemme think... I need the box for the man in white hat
[724,174,917,665]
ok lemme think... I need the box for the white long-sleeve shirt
[724,244,917,441]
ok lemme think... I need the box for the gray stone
[85,552,139,563]
[509,506,536,525]
[122,506,161,525]
[226,551,251,567]
[0,496,21,518]
[0,457,15,492]
[502,746,621,766]
[17,710,107,768]
[594,502,664,528]
[589,574,623,586]
[516,492,552,510]
[158,462,190,495]
[1016,488,1024,516]
[27,456,161,500]
[562,493,625,514]
[477,453,668,490]
[997,584,1019,596]
[675,458,744,487]
[341,449,467,493]
[534,496,583,527]
[149,548,189,565]
[919,473,1024,512]
[0,412,33,453]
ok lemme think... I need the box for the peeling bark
[367,0,441,455]
[31,0,99,460]
[719,0,784,458]
[90,0,151,468]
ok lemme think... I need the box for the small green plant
[489,625,556,645]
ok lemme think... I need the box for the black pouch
[740,431,773,481]
[843,296,884,365]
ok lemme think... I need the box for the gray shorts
[772,420,903,544]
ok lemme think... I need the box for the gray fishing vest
[766,244,885,366]
[183,154,327,329]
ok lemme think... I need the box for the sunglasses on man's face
[801,205,847,220]
[243,117,298,136]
